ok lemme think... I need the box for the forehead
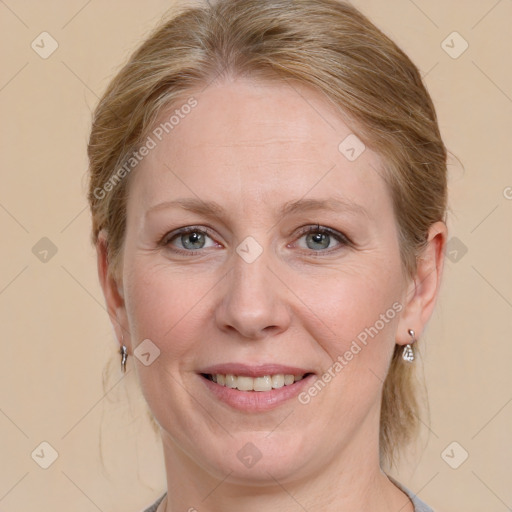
[128,77,390,219]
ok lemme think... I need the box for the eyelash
[160,224,351,256]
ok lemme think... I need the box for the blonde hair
[87,0,447,468]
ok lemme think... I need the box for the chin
[194,432,314,485]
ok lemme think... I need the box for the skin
[97,77,446,511]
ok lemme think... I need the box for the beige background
[1,0,511,510]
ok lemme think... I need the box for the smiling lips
[199,363,314,394]
[198,364,316,411]
[204,373,307,392]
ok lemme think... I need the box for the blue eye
[164,227,217,252]
[179,231,207,250]
[161,224,350,256]
[295,226,349,252]
[305,231,331,250]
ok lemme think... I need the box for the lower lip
[199,374,316,412]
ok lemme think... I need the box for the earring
[402,329,415,362]
[120,344,128,373]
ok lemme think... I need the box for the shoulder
[387,475,435,512]
[140,493,166,512]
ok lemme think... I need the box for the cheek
[294,257,403,365]
[122,263,211,426]
[123,261,214,358]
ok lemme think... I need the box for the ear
[396,221,447,345]
[96,230,131,352]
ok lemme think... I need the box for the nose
[215,247,292,340]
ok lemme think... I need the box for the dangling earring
[402,329,415,362]
[120,344,128,373]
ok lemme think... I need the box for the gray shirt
[141,479,434,512]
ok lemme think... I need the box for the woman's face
[116,78,415,483]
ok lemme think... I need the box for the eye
[163,226,219,253]
[294,225,350,252]
[160,224,350,255]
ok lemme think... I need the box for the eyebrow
[145,196,370,220]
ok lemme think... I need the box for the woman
[87,0,447,510]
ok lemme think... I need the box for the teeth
[271,374,285,389]
[210,373,305,391]
[236,376,254,391]
[254,375,272,391]
[284,374,295,385]
[225,374,237,389]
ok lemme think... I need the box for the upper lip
[199,363,315,378]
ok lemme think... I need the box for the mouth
[200,372,314,392]
[197,364,316,411]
